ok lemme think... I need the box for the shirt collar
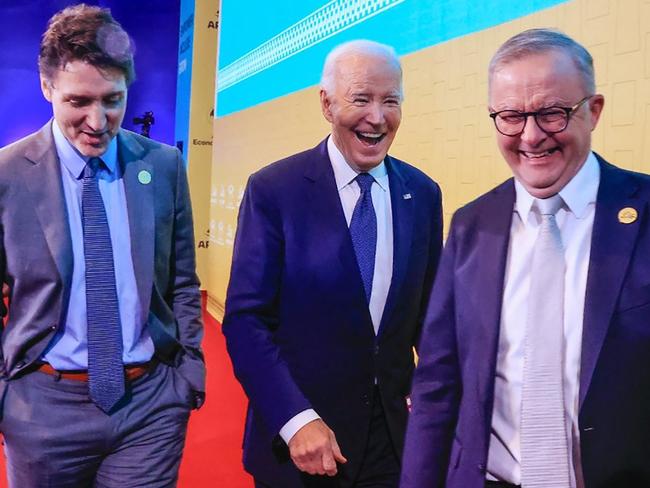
[514,151,600,221]
[327,135,388,192]
[52,119,118,179]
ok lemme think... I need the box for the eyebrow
[348,90,401,98]
[64,91,125,99]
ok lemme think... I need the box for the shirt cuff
[279,409,321,444]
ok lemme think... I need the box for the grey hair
[489,28,595,94]
[320,39,403,98]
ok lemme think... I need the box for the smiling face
[41,60,127,157]
[320,52,402,171]
[489,50,604,198]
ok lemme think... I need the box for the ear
[320,89,334,123]
[588,94,605,130]
[40,75,53,102]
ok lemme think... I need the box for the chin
[521,178,561,197]
[360,151,388,166]
[355,159,384,171]
[80,146,105,157]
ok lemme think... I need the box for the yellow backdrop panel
[185,1,220,287]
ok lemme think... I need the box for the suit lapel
[118,130,155,314]
[472,181,514,409]
[466,178,515,412]
[377,157,413,336]
[304,139,374,336]
[579,157,643,408]
[22,122,74,298]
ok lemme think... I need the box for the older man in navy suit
[0,5,204,487]
[223,40,443,487]
[401,28,650,488]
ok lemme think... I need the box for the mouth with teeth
[520,147,560,159]
[356,131,385,146]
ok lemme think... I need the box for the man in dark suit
[0,5,204,486]
[223,40,443,487]
[401,28,650,488]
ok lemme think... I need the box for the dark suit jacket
[401,155,650,488]
[222,138,443,486]
[0,122,205,405]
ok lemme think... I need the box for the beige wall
[206,0,650,319]
[185,1,220,288]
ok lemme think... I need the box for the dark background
[0,0,181,147]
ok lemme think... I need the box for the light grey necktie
[521,195,571,488]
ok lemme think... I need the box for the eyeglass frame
[489,95,594,137]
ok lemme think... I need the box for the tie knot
[83,157,103,179]
[534,194,563,216]
[356,172,374,193]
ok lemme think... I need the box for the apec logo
[207,10,219,30]
[198,228,210,249]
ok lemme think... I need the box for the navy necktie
[82,157,125,412]
[349,173,377,303]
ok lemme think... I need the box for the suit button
[374,344,379,355]
[361,393,370,405]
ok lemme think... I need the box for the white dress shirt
[278,136,394,444]
[486,152,600,488]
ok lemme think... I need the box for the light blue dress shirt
[43,121,154,369]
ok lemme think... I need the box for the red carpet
[177,306,253,487]
[0,301,254,487]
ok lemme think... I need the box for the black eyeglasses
[489,95,593,136]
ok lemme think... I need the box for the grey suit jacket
[0,122,205,406]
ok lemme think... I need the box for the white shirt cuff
[279,409,321,444]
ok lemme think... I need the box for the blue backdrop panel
[0,0,180,147]
[175,0,196,157]
[217,0,567,117]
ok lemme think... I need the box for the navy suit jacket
[0,122,205,405]
[401,156,650,488]
[223,138,443,486]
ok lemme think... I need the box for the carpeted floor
[177,307,253,486]
[0,302,254,487]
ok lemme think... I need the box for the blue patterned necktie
[82,157,125,413]
[349,173,377,303]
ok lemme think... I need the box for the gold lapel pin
[618,207,638,224]
[138,170,152,185]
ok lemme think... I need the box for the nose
[365,101,385,126]
[86,103,107,132]
[519,114,546,145]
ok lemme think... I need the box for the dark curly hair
[39,4,135,85]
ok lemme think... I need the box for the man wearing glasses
[401,28,650,488]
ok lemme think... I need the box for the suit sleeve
[170,149,204,363]
[401,215,462,488]
[222,172,312,437]
[0,223,6,321]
